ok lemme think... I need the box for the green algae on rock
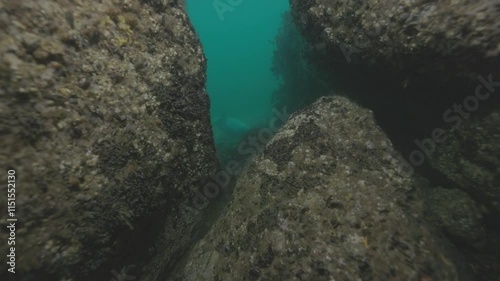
[0,0,217,279]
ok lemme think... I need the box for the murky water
[186,0,290,159]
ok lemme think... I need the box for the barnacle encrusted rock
[174,96,470,281]
[0,0,217,279]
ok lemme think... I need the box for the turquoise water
[186,0,290,159]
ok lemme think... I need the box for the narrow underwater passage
[186,0,290,162]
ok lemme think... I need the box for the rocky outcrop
[290,0,500,79]
[174,97,471,281]
[289,0,500,212]
[290,0,500,278]
[0,0,217,280]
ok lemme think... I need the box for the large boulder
[173,96,471,281]
[290,0,500,79]
[0,0,217,280]
[425,186,486,250]
[289,0,500,228]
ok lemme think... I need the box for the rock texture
[425,186,486,250]
[289,0,500,213]
[290,2,500,275]
[290,0,500,79]
[431,109,500,213]
[174,97,470,281]
[0,0,217,280]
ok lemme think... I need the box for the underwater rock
[430,109,500,213]
[290,1,500,270]
[288,0,500,145]
[212,116,252,151]
[174,96,471,281]
[0,0,217,280]
[425,186,486,250]
[213,116,251,136]
[290,0,500,79]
